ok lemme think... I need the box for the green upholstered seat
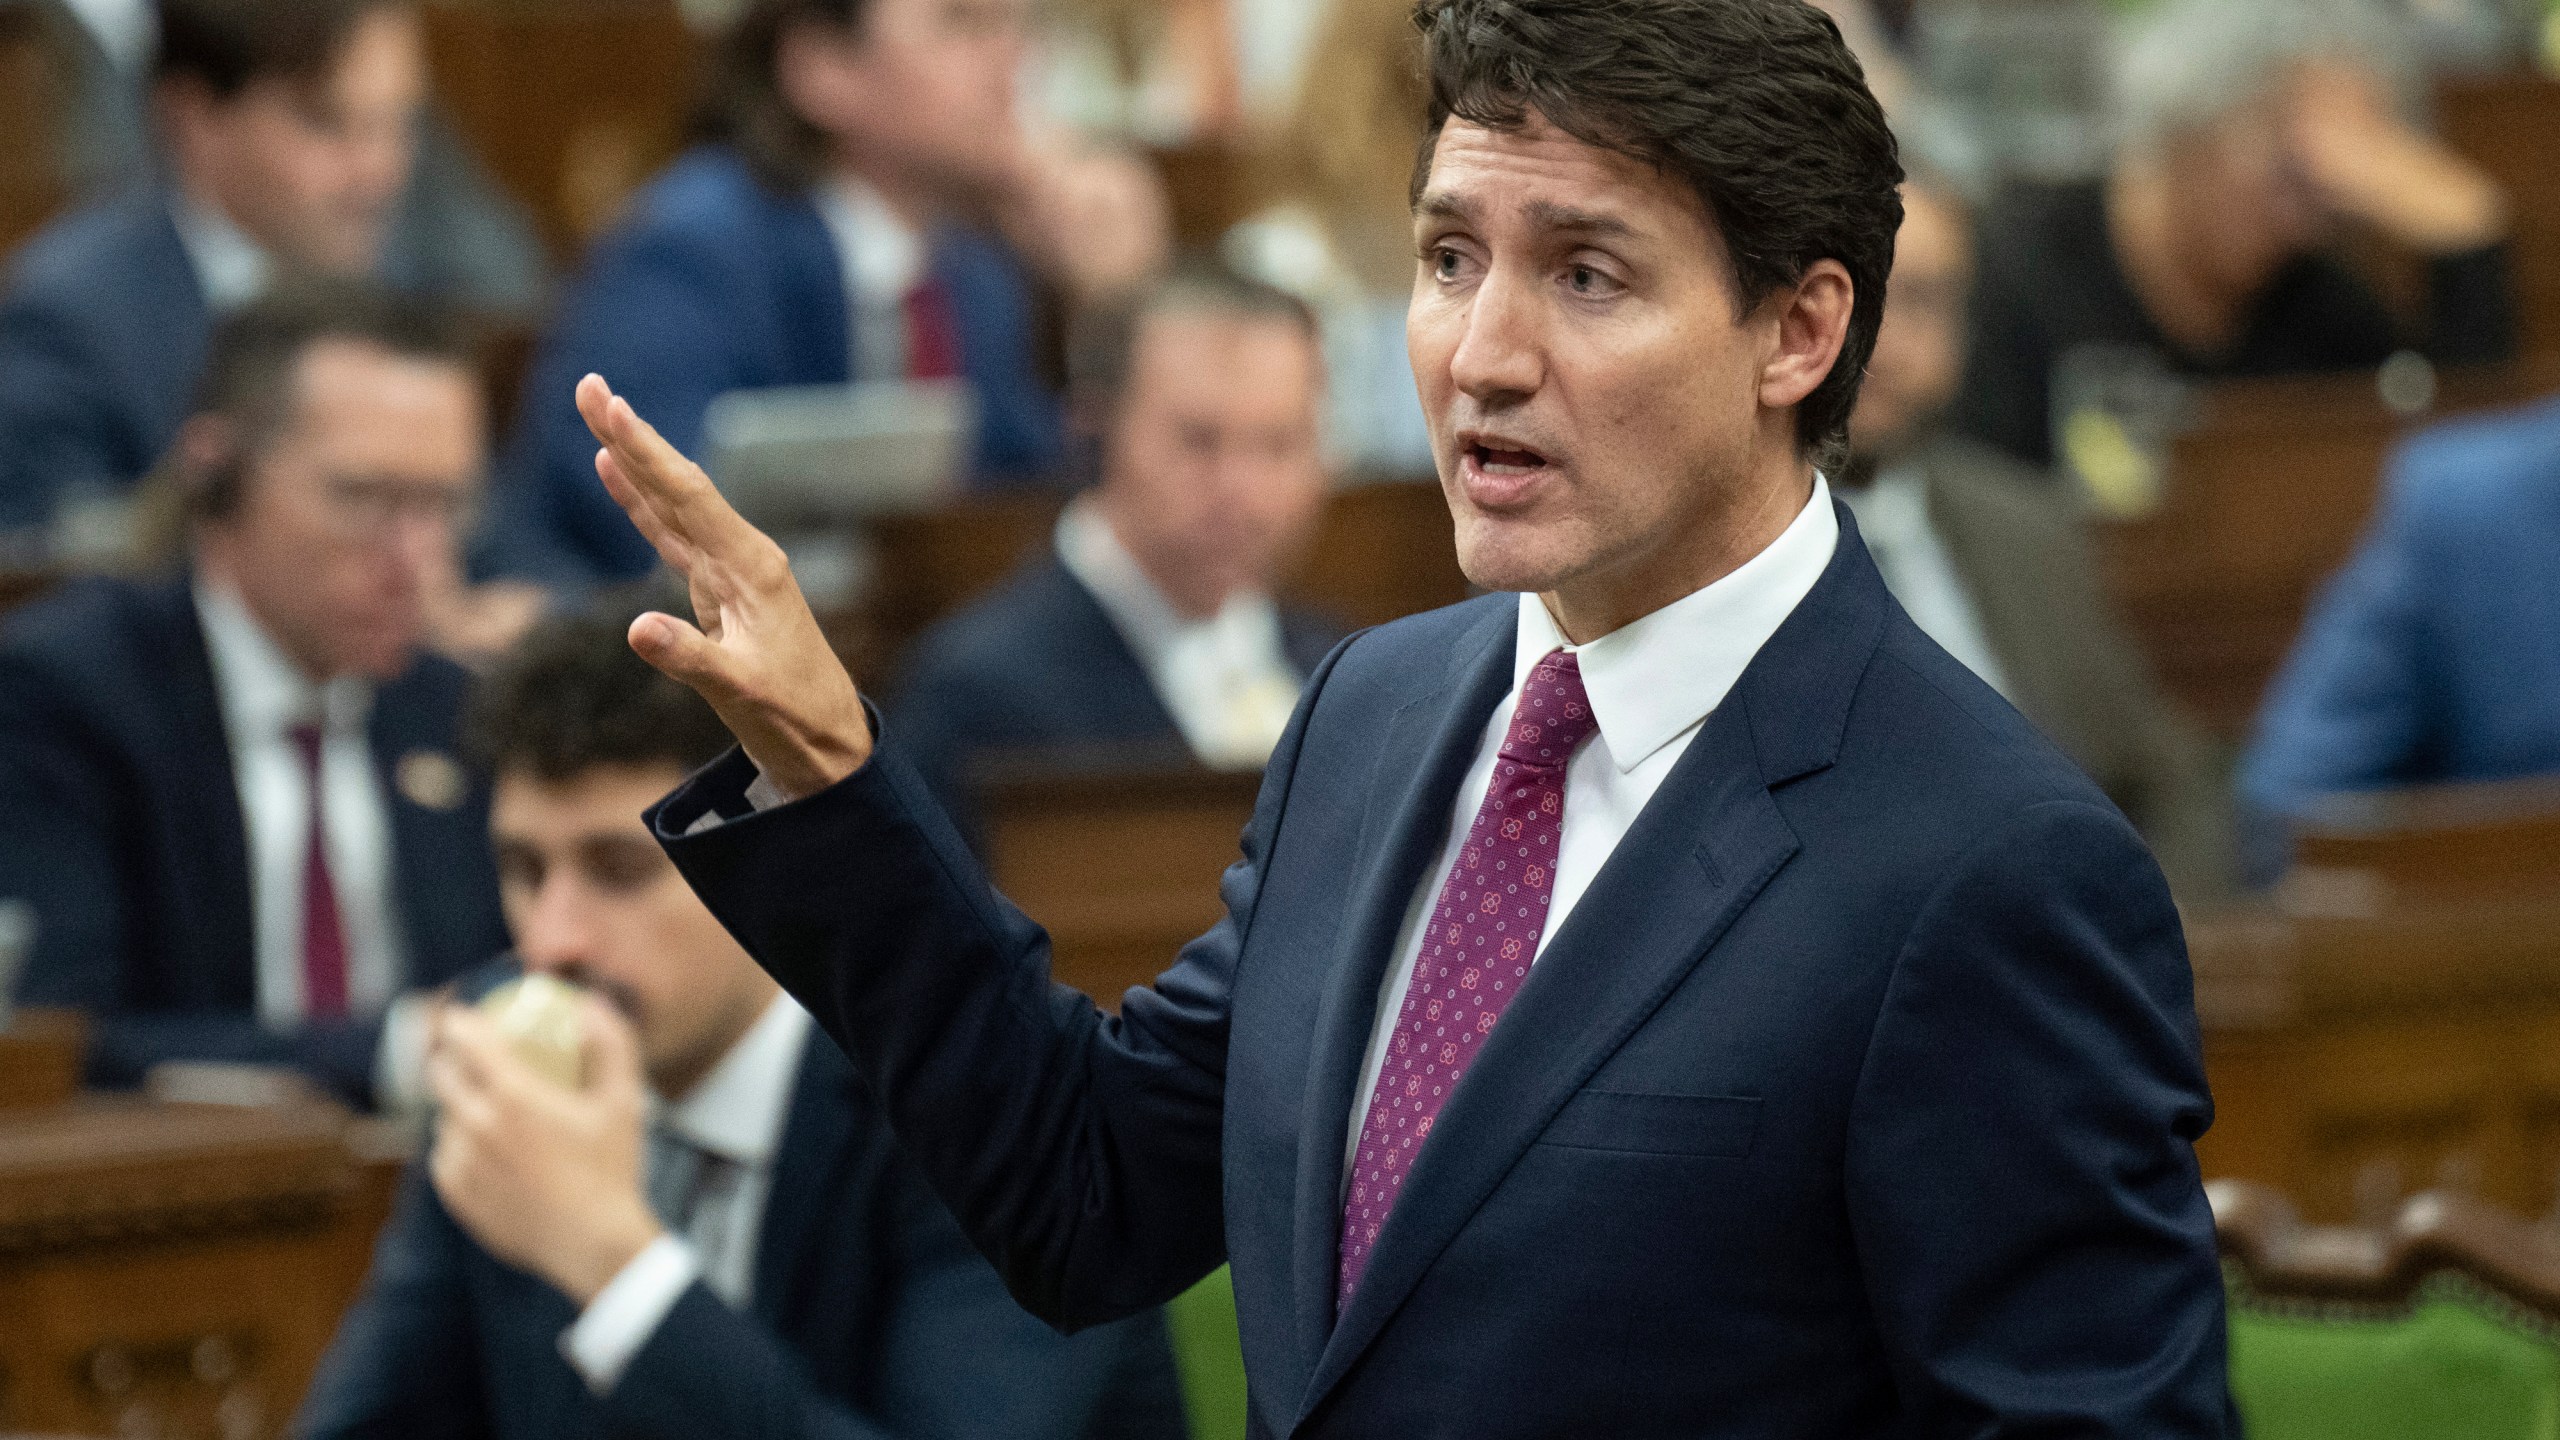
[1168,1265,1249,1440]
[2228,1274,2560,1440]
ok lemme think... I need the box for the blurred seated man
[0,0,512,539]
[2240,393,2560,838]
[488,0,1170,585]
[0,282,507,1106]
[1953,0,2516,470]
[299,596,1187,1440]
[891,260,1343,838]
[1844,180,2237,899]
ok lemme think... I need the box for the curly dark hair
[1411,0,1903,471]
[465,587,737,784]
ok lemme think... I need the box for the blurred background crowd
[3,0,2560,1435]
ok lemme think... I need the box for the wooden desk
[2442,71,2560,359]
[2192,777,2560,1226]
[980,764,1260,1009]
[2096,358,2560,734]
[0,1016,409,1440]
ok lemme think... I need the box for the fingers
[626,611,739,700]
[576,375,762,560]
[577,995,647,1104]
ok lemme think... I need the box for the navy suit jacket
[0,180,532,534]
[652,509,2230,1438]
[0,188,207,529]
[485,146,1067,586]
[299,977,1187,1440]
[890,555,1345,840]
[0,575,506,1105]
[2243,392,2560,821]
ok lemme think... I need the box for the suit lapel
[154,578,257,1004]
[752,1033,858,1328]
[1295,512,1893,1428]
[1285,601,1515,1397]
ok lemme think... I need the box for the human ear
[1757,259,1854,414]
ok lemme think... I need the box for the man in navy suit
[301,595,1186,1440]
[2242,393,2560,845]
[485,0,1170,586]
[0,283,507,1106]
[575,0,2230,1432]
[894,260,1344,837]
[0,0,534,539]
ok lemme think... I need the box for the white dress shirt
[167,194,273,314]
[1055,498,1306,770]
[1344,478,1840,1176]
[564,997,813,1393]
[1839,466,2012,697]
[810,177,928,383]
[196,581,405,1029]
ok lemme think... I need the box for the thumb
[628,611,732,698]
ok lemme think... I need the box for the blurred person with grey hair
[1952,0,2517,470]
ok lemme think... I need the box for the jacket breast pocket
[1534,1089,1762,1158]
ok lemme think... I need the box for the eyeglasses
[319,475,481,540]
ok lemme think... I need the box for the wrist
[551,1203,666,1307]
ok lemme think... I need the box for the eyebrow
[1413,192,1640,242]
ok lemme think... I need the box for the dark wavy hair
[1411,0,1903,471]
[466,586,737,784]
[691,0,875,190]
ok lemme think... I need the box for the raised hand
[576,373,873,799]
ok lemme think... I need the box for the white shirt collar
[660,996,811,1168]
[1513,475,1839,774]
[195,576,370,740]
[811,176,926,303]
[1054,494,1284,670]
[167,191,273,313]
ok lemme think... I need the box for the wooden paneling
[420,0,703,263]
[2442,71,2560,359]
[0,0,71,258]
[980,765,1260,1009]
[2191,777,2560,1226]
[2094,357,2560,735]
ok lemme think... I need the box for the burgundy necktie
[902,276,962,381]
[1338,649,1598,1309]
[287,722,351,1021]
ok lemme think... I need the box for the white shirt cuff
[559,1233,700,1395]
[373,992,436,1116]
[681,770,792,837]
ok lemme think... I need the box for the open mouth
[1466,442,1550,476]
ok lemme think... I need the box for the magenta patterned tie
[1338,648,1599,1310]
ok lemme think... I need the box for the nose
[1446,264,1545,408]
[515,872,599,978]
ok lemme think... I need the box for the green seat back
[1168,1266,1249,1440]
[2229,1275,2560,1440]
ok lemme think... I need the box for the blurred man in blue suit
[301,596,1186,1440]
[487,0,1169,585]
[893,260,1344,839]
[0,282,507,1106]
[2243,394,2560,828]
[574,0,2233,1432]
[0,0,536,541]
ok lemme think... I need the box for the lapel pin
[396,749,467,812]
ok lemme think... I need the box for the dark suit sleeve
[1844,800,2228,1437]
[651,651,1349,1331]
[0,653,391,1108]
[2423,243,2518,368]
[297,1167,496,1440]
[483,228,755,585]
[0,289,130,529]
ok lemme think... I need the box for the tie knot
[1499,649,1597,766]
[286,721,325,768]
